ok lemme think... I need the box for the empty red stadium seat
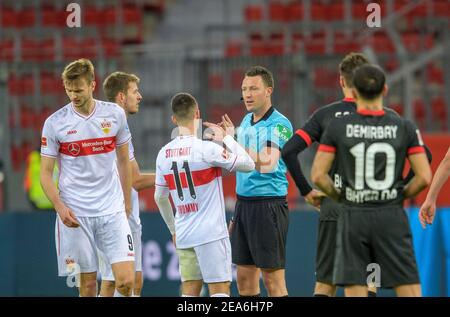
[291,33,304,53]
[20,105,34,129]
[390,104,404,116]
[268,32,285,56]
[333,32,361,54]
[249,33,266,56]
[304,32,326,55]
[311,3,326,20]
[352,1,366,19]
[427,64,444,84]
[1,6,16,27]
[329,2,344,20]
[244,5,264,22]
[8,74,35,96]
[102,38,119,58]
[230,68,244,90]
[414,100,426,130]
[225,41,242,57]
[0,39,14,62]
[268,1,286,22]
[42,6,68,27]
[22,38,55,61]
[433,0,450,17]
[40,73,61,95]
[286,2,303,21]
[16,7,36,28]
[208,74,224,90]
[370,32,395,53]
[432,98,448,130]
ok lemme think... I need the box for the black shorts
[333,205,420,288]
[315,198,340,283]
[230,197,289,269]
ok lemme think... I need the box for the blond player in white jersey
[98,72,156,297]
[154,92,255,297]
[40,59,135,297]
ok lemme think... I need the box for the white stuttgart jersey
[41,100,131,217]
[128,140,141,230]
[155,135,239,249]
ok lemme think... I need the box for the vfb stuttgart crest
[101,119,112,134]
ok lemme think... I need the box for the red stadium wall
[139,134,450,211]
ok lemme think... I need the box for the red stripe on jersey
[59,137,116,157]
[357,109,385,116]
[343,97,355,102]
[164,167,221,190]
[295,129,312,146]
[318,144,336,153]
[408,146,425,155]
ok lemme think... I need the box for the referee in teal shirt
[222,66,293,297]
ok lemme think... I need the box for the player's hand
[125,203,132,218]
[172,234,177,248]
[228,218,235,235]
[203,122,226,142]
[220,114,235,137]
[305,189,326,211]
[419,199,436,229]
[56,203,80,228]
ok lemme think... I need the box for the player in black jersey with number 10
[312,65,432,297]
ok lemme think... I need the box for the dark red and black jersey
[319,108,425,207]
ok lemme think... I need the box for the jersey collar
[71,99,97,120]
[251,106,274,126]
[357,108,385,116]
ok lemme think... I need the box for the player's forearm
[132,173,155,191]
[404,175,431,198]
[425,156,450,201]
[223,135,255,172]
[312,173,340,201]
[281,135,312,196]
[117,159,132,211]
[154,189,175,235]
[40,172,64,210]
[246,148,279,173]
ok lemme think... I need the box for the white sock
[114,289,126,297]
[211,293,229,297]
[182,294,197,297]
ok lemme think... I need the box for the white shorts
[55,211,135,277]
[177,237,232,284]
[99,224,142,281]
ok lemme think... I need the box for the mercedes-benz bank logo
[68,143,81,156]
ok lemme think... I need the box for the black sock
[368,291,377,297]
[239,293,260,297]
[313,294,329,297]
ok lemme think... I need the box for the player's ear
[382,84,389,97]
[194,108,200,119]
[266,86,273,98]
[171,115,177,125]
[91,80,96,91]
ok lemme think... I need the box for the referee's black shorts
[230,196,289,269]
[333,205,420,288]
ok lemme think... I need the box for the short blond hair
[61,58,95,83]
[103,71,140,102]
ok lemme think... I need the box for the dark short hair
[171,92,198,122]
[103,71,140,102]
[339,53,370,88]
[353,64,386,100]
[245,66,274,89]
